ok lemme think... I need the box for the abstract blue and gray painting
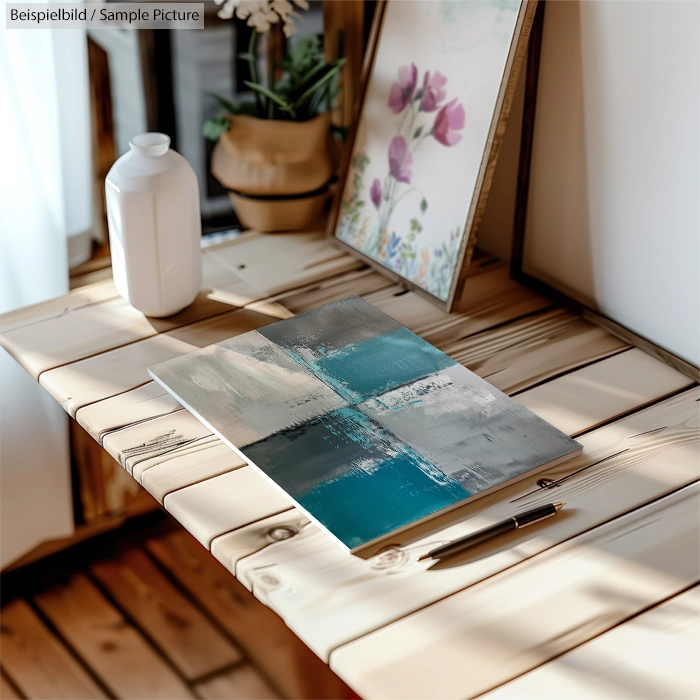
[148,297,580,551]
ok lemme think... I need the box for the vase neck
[130,133,170,157]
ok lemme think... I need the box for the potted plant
[205,0,345,232]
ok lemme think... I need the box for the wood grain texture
[0,279,117,334]
[77,382,183,444]
[260,254,496,320]
[518,347,693,436]
[211,388,700,661]
[0,598,107,699]
[70,420,151,522]
[331,483,700,700]
[211,508,305,577]
[163,469,291,548]
[248,267,394,317]
[41,333,194,418]
[0,673,22,700]
[33,573,195,699]
[323,0,364,130]
[440,308,629,394]
[43,306,288,419]
[1,293,240,380]
[194,665,280,700]
[362,265,550,341]
[207,230,360,300]
[91,547,243,680]
[102,410,212,476]
[146,528,350,700]
[140,438,245,504]
[3,227,696,700]
[481,586,700,700]
[0,231,355,380]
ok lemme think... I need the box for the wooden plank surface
[211,388,700,660]
[3,513,348,700]
[207,230,360,299]
[0,279,118,334]
[0,598,107,699]
[146,528,350,700]
[481,585,700,700]
[41,333,194,418]
[140,438,245,504]
[91,547,243,681]
[330,483,700,700]
[42,306,288,419]
[518,347,693,436]
[194,665,279,700]
[361,265,550,341]
[0,673,22,700]
[91,547,243,680]
[0,232,355,380]
[3,229,697,700]
[102,411,212,476]
[77,383,183,444]
[246,267,393,316]
[163,469,291,548]
[70,420,150,521]
[441,308,629,394]
[1,294,239,380]
[33,572,195,699]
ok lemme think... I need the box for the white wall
[522,0,700,366]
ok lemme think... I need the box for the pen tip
[417,553,431,562]
[554,502,567,511]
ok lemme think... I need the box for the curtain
[0,9,93,567]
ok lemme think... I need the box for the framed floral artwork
[329,0,538,311]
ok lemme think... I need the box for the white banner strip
[6,3,204,29]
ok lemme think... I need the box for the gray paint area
[359,365,580,495]
[149,331,346,448]
[258,296,400,360]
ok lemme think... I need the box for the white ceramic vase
[106,133,202,317]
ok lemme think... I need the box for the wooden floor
[0,513,351,700]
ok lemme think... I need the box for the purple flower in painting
[388,136,413,183]
[433,98,465,146]
[370,178,382,209]
[420,71,447,112]
[388,64,418,114]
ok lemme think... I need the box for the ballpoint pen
[418,502,567,561]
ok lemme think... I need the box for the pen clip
[512,512,555,529]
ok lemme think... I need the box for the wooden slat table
[2,230,698,700]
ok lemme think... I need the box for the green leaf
[288,35,322,73]
[292,58,345,111]
[243,81,294,114]
[237,52,256,62]
[208,92,237,114]
[235,100,259,116]
[331,124,348,142]
[413,126,423,139]
[420,198,428,214]
[202,115,230,141]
